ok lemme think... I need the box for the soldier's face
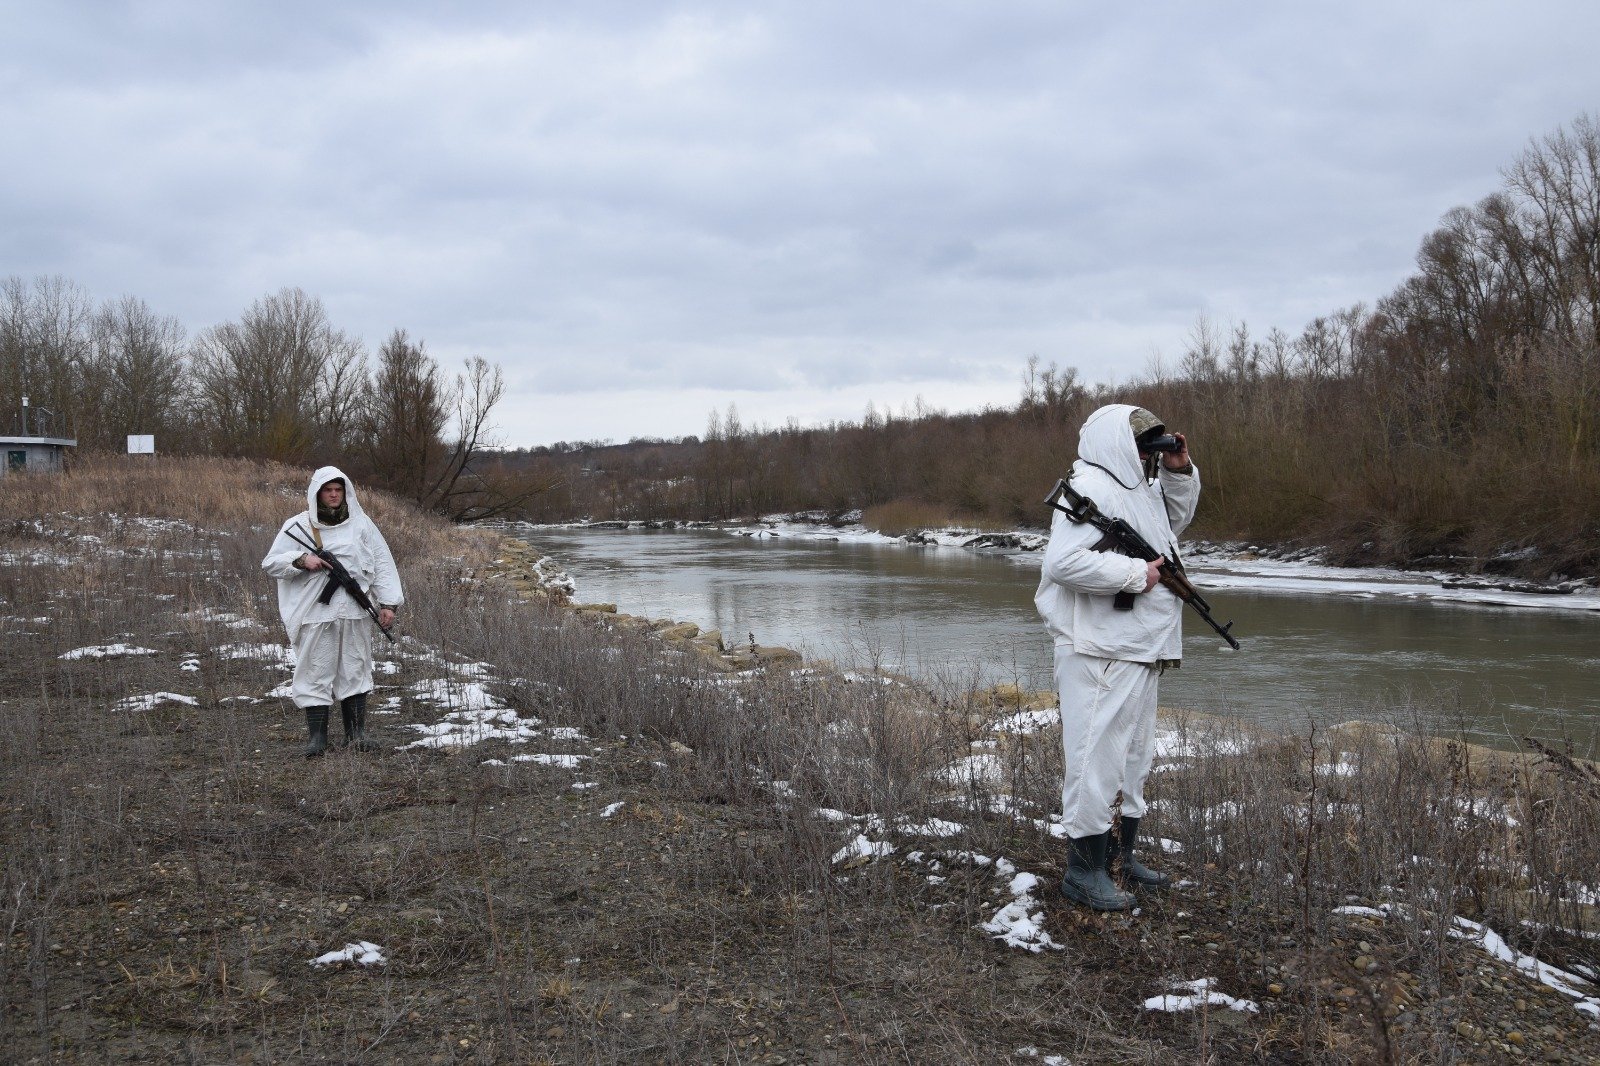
[319,482,345,508]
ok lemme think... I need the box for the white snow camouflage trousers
[291,618,374,709]
[1055,648,1162,839]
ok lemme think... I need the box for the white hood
[1071,404,1178,559]
[307,465,366,528]
[1074,403,1149,493]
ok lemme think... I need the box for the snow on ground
[512,753,589,768]
[896,817,966,838]
[1334,903,1600,1019]
[600,802,626,818]
[1152,724,1251,762]
[993,707,1061,734]
[1142,977,1260,1014]
[406,708,545,749]
[831,834,894,864]
[1014,1047,1071,1064]
[309,941,387,968]
[216,642,295,665]
[114,691,198,712]
[906,850,1059,953]
[180,608,262,629]
[979,868,1063,953]
[935,753,1007,788]
[59,643,158,660]
[1452,916,1600,1019]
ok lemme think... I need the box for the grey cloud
[4,2,1600,444]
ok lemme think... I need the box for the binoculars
[1139,433,1183,454]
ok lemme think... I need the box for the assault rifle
[283,522,397,643]
[1045,478,1240,650]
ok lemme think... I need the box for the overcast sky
[4,2,1599,447]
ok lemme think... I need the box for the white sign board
[127,435,155,454]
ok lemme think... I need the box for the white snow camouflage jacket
[260,466,404,639]
[1034,404,1200,662]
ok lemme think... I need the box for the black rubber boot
[303,706,330,758]
[1061,832,1134,911]
[1109,816,1172,890]
[340,692,378,752]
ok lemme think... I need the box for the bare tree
[361,329,448,500]
[0,276,93,438]
[190,288,366,462]
[81,296,188,451]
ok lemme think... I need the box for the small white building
[1,435,76,477]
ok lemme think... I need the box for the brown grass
[860,498,1006,537]
[3,457,1598,1063]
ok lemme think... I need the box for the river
[519,525,1600,755]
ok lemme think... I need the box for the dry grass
[860,499,1005,538]
[3,457,1598,1063]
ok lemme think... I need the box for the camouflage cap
[1128,407,1165,440]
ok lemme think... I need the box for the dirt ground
[3,476,1599,1064]
[4,631,1598,1065]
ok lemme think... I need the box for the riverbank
[4,457,1599,1063]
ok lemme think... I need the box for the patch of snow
[600,802,625,818]
[898,817,966,838]
[60,644,158,660]
[309,941,387,968]
[215,642,294,665]
[114,691,198,713]
[511,753,589,768]
[831,834,893,865]
[1203,801,1242,823]
[181,608,260,629]
[571,781,598,790]
[1451,916,1600,1017]
[403,707,544,749]
[936,753,1006,788]
[1142,977,1259,1014]
[979,869,1062,953]
[993,707,1061,734]
[1334,904,1600,1019]
[408,677,505,712]
[1152,725,1249,761]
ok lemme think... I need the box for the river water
[520,526,1600,754]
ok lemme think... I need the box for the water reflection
[523,527,1599,755]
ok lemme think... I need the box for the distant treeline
[0,284,541,520]
[500,115,1600,578]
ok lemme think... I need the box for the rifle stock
[1045,478,1241,651]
